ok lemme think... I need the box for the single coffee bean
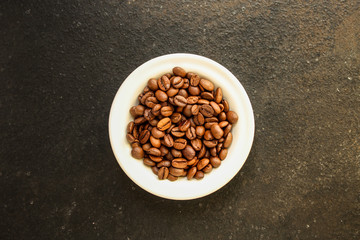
[183,105,193,118]
[198,144,206,158]
[176,106,184,113]
[173,66,187,77]
[152,104,162,116]
[143,158,155,167]
[150,136,161,148]
[147,147,161,156]
[198,99,210,105]
[131,147,144,159]
[223,124,232,137]
[134,116,147,125]
[142,143,152,151]
[187,166,197,180]
[214,87,223,103]
[188,86,201,95]
[218,137,225,143]
[204,130,214,140]
[197,158,210,170]
[174,138,187,150]
[171,126,185,137]
[158,75,171,91]
[191,105,199,115]
[167,87,179,97]
[205,122,217,129]
[165,73,172,78]
[157,117,171,131]
[139,130,150,144]
[172,158,188,168]
[144,108,155,121]
[167,173,178,181]
[174,95,187,107]
[149,119,159,127]
[169,167,185,177]
[226,111,238,124]
[199,79,214,91]
[191,138,202,151]
[126,133,136,143]
[163,134,174,147]
[186,127,196,140]
[204,150,211,158]
[151,127,165,138]
[195,126,205,138]
[164,151,174,161]
[145,96,158,108]
[151,166,159,175]
[193,113,205,125]
[157,160,171,168]
[178,89,188,98]
[186,72,195,79]
[140,91,154,105]
[161,106,173,117]
[219,148,228,160]
[159,145,169,156]
[205,117,218,123]
[219,121,229,128]
[222,99,229,112]
[182,145,196,160]
[189,118,196,128]
[210,124,224,139]
[210,156,221,168]
[171,76,184,88]
[210,101,221,115]
[171,149,182,158]
[170,112,182,124]
[149,155,162,162]
[201,92,214,100]
[190,74,200,86]
[166,124,175,134]
[210,147,217,157]
[203,139,218,148]
[216,142,223,153]
[182,78,189,89]
[199,105,214,117]
[195,171,204,180]
[218,103,225,112]
[187,157,198,166]
[168,97,175,105]
[147,78,159,91]
[127,121,135,134]
[158,166,169,180]
[179,120,191,132]
[155,90,168,102]
[223,132,233,148]
[187,96,199,104]
[132,126,139,138]
[203,164,213,173]
[134,105,146,116]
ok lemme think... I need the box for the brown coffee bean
[161,106,173,117]
[171,149,182,158]
[172,158,188,168]
[167,87,179,97]
[134,105,145,116]
[203,139,218,148]
[163,134,174,147]
[166,124,175,134]
[168,97,175,105]
[219,121,229,128]
[210,147,217,157]
[199,105,214,117]
[210,156,221,168]
[171,112,182,124]
[143,86,151,93]
[187,166,197,180]
[187,157,198,166]
[132,126,139,138]
[203,164,213,173]
[218,104,225,112]
[131,147,144,159]
[142,143,151,151]
[201,92,214,100]
[147,147,161,156]
[173,67,187,77]
[223,124,232,137]
[198,144,206,158]
[223,132,233,148]
[182,145,196,160]
[198,99,210,105]
[157,117,171,131]
[216,142,223,153]
[151,104,161,116]
[199,79,214,91]
[218,137,225,143]
[191,105,199,115]
[204,130,214,140]
[151,166,159,175]
[214,88,223,103]
[204,150,210,158]
[186,127,196,140]
[219,148,228,160]
[182,78,189,89]
[178,88,188,97]
[157,160,171,168]
[174,95,187,107]
[191,138,202,151]
[171,127,185,137]
[127,121,135,134]
[144,108,155,121]
[195,171,204,180]
[143,158,155,167]
[150,136,161,148]
[164,151,174,161]
[210,124,224,139]
[159,145,168,156]
[147,78,159,91]
[134,116,146,125]
[190,74,200,86]
[154,90,168,102]
[210,101,221,115]
[195,126,205,138]
[226,111,238,124]
[158,166,169,180]
[167,173,178,181]
[171,76,184,88]
[187,96,199,104]
[169,167,185,177]
[140,91,154,105]
[197,158,210,170]
[179,120,190,132]
[149,119,159,126]
[186,72,195,79]
[158,75,171,91]
[205,117,218,123]
[222,99,229,112]
[126,133,136,143]
[188,86,201,95]
[205,122,217,129]
[149,155,162,162]
[145,96,158,108]
[174,138,187,150]
[181,105,191,118]
[139,130,150,144]
[151,127,165,138]
[193,113,205,125]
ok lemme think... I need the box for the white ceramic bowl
[109,53,254,200]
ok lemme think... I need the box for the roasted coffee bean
[144,108,155,121]
[151,127,165,138]
[176,106,184,113]
[165,151,174,161]
[131,142,141,150]
[203,164,213,173]
[150,136,161,148]
[171,149,182,158]
[182,78,190,89]
[218,104,225,112]
[132,126,139,138]
[186,127,196,140]
[195,126,205,138]
[178,89,188,98]
[131,147,144,159]
[183,105,193,117]
[142,143,152,151]
[198,144,206,158]
[214,87,222,103]
[158,75,171,91]
[187,166,197,180]
[173,66,187,77]
[187,96,199,104]
[210,101,221,115]
[195,171,204,180]
[210,156,221,168]
[140,91,154,105]
[172,158,188,168]
[151,166,159,175]
[223,132,233,148]
[199,79,214,91]
[205,117,218,123]
[226,111,238,124]
[161,106,173,117]
[167,174,178,181]
[168,97,175,105]
[169,167,185,177]
[201,92,214,100]
[152,104,162,116]
[210,147,217,157]
[205,122,217,129]
[204,130,214,140]
[167,87,179,97]
[191,138,202,151]
[174,95,187,107]
[158,167,169,180]
[179,120,191,132]
[193,113,205,125]
[143,158,155,167]
[186,72,195,79]
[157,160,171,168]
[171,127,185,137]
[182,145,196,160]
[198,99,210,105]
[149,155,162,162]
[171,76,184,88]
[149,119,159,126]
[199,105,214,117]
[203,139,218,148]
[210,124,224,139]
[197,158,210,170]
[222,99,229,112]
[159,145,169,156]
[139,130,150,144]
[147,78,159,91]
[163,134,174,147]
[219,121,229,128]
[145,97,158,108]
[134,105,146,116]
[187,157,198,166]
[171,112,182,124]
[134,116,147,125]
[191,105,199,115]
[157,117,171,131]
[126,133,136,143]
[130,106,137,118]
[189,118,196,128]
[218,137,225,143]
[147,147,161,156]
[223,124,232,137]
[190,74,200,86]
[166,124,175,134]
[188,86,201,95]
[204,150,211,158]
[219,149,228,160]
[174,138,187,150]
[216,142,223,153]
[155,90,168,102]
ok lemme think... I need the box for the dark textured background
[1,0,359,239]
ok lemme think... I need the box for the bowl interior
[109,53,254,200]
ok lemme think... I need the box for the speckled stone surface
[1,1,359,239]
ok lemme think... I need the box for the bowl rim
[109,53,255,200]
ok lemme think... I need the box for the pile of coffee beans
[126,67,238,181]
